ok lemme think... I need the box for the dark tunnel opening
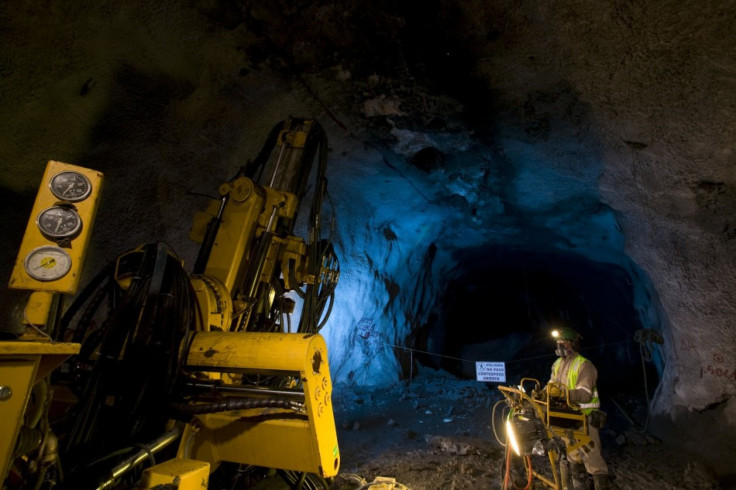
[416,246,662,401]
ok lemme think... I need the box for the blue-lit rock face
[0,0,734,476]
[323,129,663,393]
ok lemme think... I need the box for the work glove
[548,384,565,398]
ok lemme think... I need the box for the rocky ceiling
[0,0,735,474]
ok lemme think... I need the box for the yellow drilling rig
[1,118,341,489]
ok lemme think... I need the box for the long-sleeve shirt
[549,353,598,404]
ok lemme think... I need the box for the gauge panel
[9,160,103,294]
[49,170,92,202]
[36,206,82,240]
[24,245,73,282]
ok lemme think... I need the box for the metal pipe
[268,142,287,188]
[95,427,181,490]
[184,381,305,399]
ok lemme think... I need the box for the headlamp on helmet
[551,327,581,342]
[552,327,581,357]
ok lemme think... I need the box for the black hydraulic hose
[243,120,287,182]
[125,246,193,431]
[65,252,156,451]
[314,243,339,332]
[57,260,115,340]
[294,120,326,202]
[316,291,335,332]
[170,397,304,416]
[64,243,195,458]
[307,124,329,235]
[298,124,331,335]
[289,260,306,299]
[192,194,228,275]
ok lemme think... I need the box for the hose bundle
[56,242,195,484]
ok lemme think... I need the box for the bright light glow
[506,419,522,456]
[551,329,560,339]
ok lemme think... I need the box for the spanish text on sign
[476,361,506,383]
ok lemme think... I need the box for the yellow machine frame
[0,341,80,483]
[2,161,102,483]
[3,120,340,489]
[166,119,340,481]
[178,331,339,477]
[499,378,591,490]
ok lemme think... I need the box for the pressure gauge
[36,206,82,240]
[49,171,92,202]
[24,246,72,281]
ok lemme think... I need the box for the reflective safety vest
[552,354,600,415]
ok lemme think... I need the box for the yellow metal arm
[179,331,340,478]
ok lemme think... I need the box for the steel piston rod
[95,427,182,490]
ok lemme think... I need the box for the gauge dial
[24,246,72,281]
[36,206,82,240]
[49,171,92,202]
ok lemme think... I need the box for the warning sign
[475,362,506,383]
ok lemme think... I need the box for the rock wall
[1,0,735,471]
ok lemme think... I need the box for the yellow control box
[8,161,103,295]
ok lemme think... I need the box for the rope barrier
[385,338,635,366]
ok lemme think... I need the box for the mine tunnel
[1,1,735,489]
[413,245,663,398]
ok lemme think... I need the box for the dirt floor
[246,367,728,490]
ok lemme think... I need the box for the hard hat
[551,327,581,341]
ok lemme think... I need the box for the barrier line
[384,339,634,365]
